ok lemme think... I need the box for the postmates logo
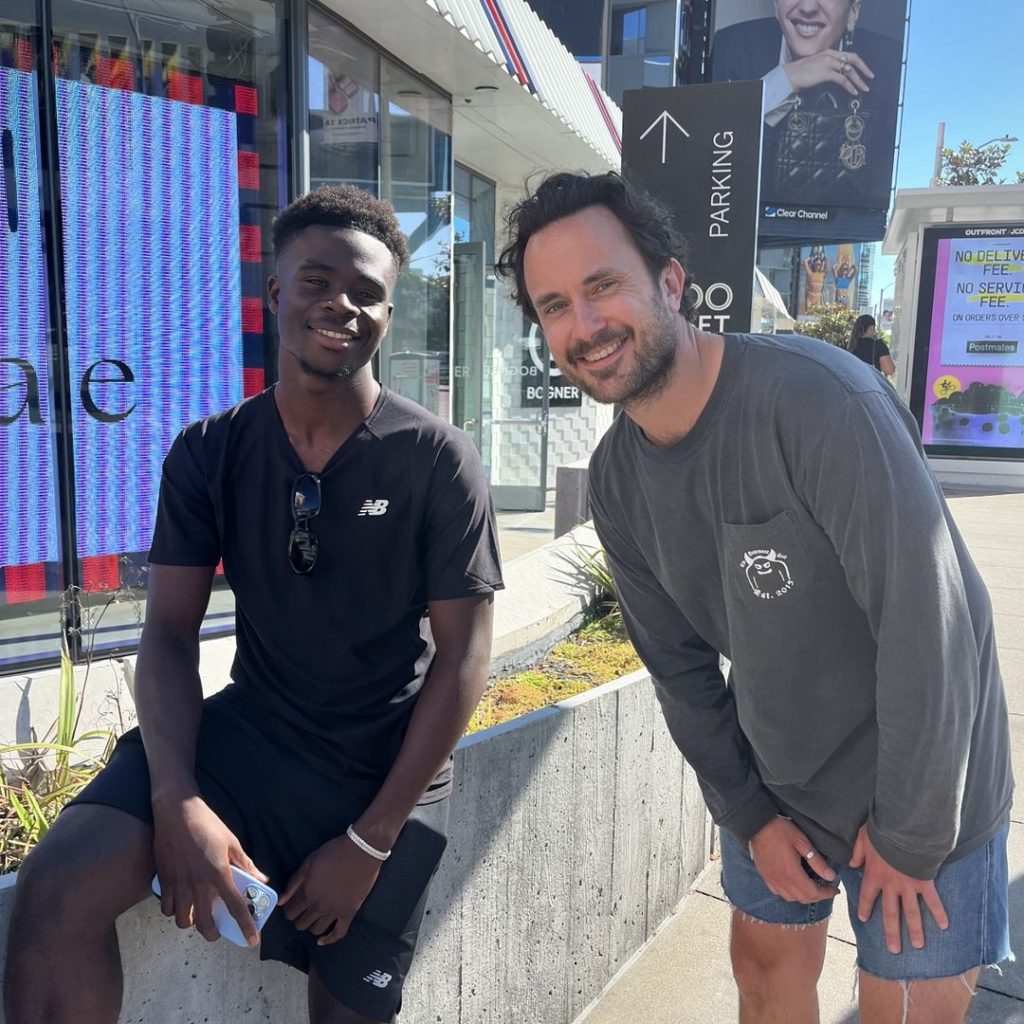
[741,549,794,600]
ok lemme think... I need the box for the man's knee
[11,806,152,938]
[730,915,828,1000]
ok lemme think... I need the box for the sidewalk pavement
[576,488,1024,1024]
[495,492,557,564]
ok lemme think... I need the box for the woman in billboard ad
[712,0,905,213]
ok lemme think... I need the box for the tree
[938,141,1017,186]
[795,303,856,348]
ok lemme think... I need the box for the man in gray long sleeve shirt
[496,171,1013,1024]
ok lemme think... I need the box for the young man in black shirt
[5,186,503,1024]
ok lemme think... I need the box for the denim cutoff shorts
[720,824,1013,980]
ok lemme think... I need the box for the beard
[561,303,679,408]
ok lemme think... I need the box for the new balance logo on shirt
[358,499,389,517]
[363,969,392,988]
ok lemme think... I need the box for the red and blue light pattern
[1,32,264,606]
[56,79,243,561]
[0,65,59,601]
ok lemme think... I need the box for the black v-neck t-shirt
[149,387,503,801]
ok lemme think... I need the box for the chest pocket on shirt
[721,509,819,608]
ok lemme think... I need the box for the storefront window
[453,164,496,467]
[0,7,66,668]
[4,0,288,664]
[307,10,378,194]
[305,14,452,419]
[379,59,452,417]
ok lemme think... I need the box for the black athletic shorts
[67,687,449,1022]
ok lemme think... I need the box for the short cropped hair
[272,185,409,269]
[495,171,694,322]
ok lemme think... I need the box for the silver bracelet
[346,824,391,861]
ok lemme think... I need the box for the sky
[872,0,1024,308]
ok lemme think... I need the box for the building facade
[0,0,621,670]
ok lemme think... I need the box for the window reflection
[307,11,378,193]
[380,59,452,418]
[305,13,452,420]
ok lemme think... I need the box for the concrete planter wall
[0,668,713,1024]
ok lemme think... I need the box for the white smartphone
[151,865,278,948]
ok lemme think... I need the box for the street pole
[930,121,945,187]
[876,283,890,325]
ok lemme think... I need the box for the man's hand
[152,793,269,948]
[850,826,949,953]
[280,835,382,946]
[748,817,839,904]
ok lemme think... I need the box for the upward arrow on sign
[639,110,690,165]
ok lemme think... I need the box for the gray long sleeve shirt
[589,332,1013,880]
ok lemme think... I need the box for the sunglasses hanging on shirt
[288,472,321,574]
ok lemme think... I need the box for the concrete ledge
[0,669,714,1024]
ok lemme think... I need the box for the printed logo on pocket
[741,549,794,600]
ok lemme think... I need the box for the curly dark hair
[272,185,409,269]
[495,171,694,323]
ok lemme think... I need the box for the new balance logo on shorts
[358,499,389,517]
[363,969,392,988]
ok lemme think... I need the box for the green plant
[938,140,1016,187]
[795,303,857,348]
[559,537,619,617]
[0,569,145,873]
[0,638,115,872]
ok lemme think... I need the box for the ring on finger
[804,849,816,860]
[840,59,850,75]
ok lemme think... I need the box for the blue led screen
[1,73,243,585]
[56,80,243,560]
[0,66,59,570]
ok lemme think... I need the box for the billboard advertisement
[910,224,1024,456]
[797,242,863,315]
[712,0,907,244]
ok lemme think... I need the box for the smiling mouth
[579,337,626,365]
[790,19,827,37]
[307,325,360,342]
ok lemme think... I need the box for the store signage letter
[1,357,137,426]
